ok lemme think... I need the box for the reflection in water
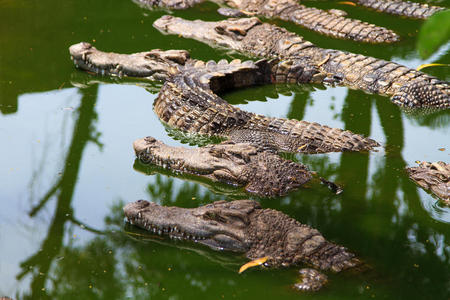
[134,160,244,201]
[3,0,450,298]
[17,86,102,299]
[12,82,450,298]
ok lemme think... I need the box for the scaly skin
[356,0,446,19]
[155,58,379,153]
[70,42,380,154]
[134,137,312,197]
[154,16,450,109]
[123,199,364,291]
[223,0,399,43]
[134,0,399,43]
[406,161,450,204]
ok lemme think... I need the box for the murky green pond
[1,0,449,299]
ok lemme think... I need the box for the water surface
[1,0,449,299]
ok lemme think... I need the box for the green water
[1,0,449,299]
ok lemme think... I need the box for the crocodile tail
[288,6,399,43]
[356,0,445,19]
[253,0,399,43]
[391,79,450,109]
[230,118,380,153]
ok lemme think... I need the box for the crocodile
[154,16,450,109]
[406,161,450,204]
[70,42,379,154]
[123,199,364,291]
[134,0,399,43]
[355,0,446,19]
[134,137,312,197]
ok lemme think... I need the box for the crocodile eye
[203,211,226,223]
[215,26,225,35]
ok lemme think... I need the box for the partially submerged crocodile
[407,161,450,205]
[154,16,450,109]
[355,0,445,19]
[70,42,379,154]
[135,0,399,43]
[134,137,312,197]
[123,199,364,291]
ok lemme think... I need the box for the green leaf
[417,9,450,59]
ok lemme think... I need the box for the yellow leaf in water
[338,1,356,6]
[238,257,270,274]
[416,63,449,71]
[297,144,308,151]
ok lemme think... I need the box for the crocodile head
[123,199,260,252]
[154,15,262,50]
[69,42,190,80]
[133,136,311,197]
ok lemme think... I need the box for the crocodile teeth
[218,59,228,65]
[206,60,216,68]
[242,60,254,68]
[194,61,205,68]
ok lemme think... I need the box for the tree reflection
[16,85,106,300]
[15,68,450,300]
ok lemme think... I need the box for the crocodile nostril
[136,200,150,208]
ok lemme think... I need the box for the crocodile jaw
[69,42,189,80]
[133,136,248,182]
[123,200,253,252]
